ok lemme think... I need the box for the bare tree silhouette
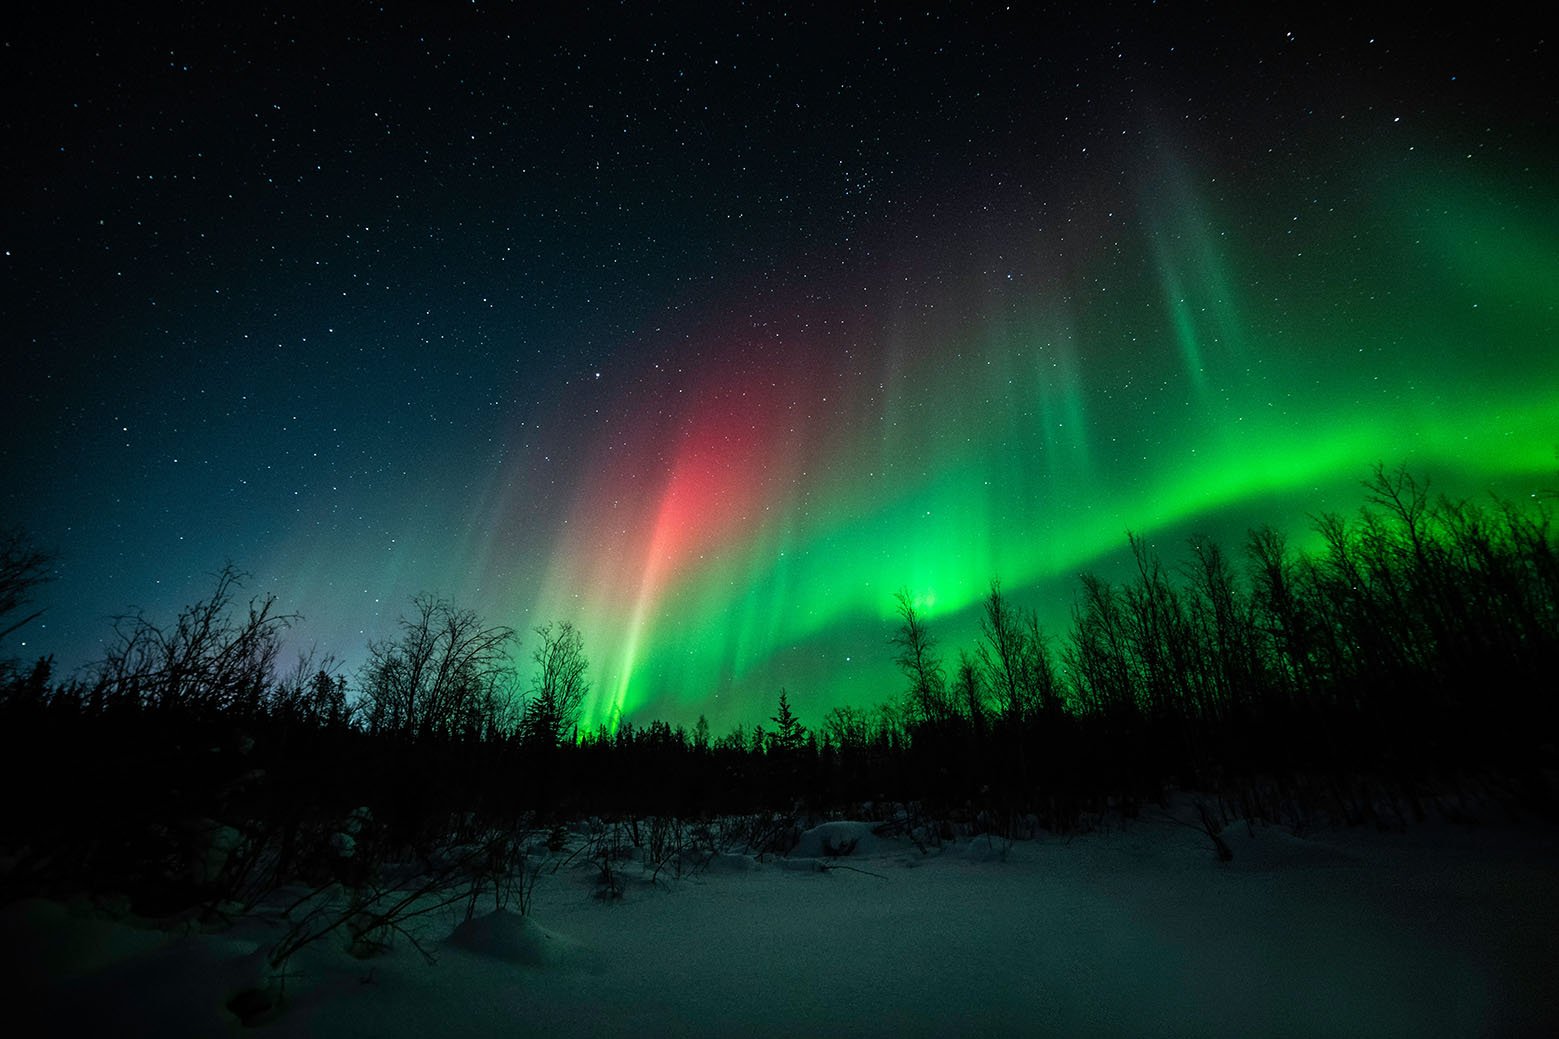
[99,565,291,714]
[522,621,589,746]
[361,595,517,740]
[0,526,54,644]
[891,588,951,725]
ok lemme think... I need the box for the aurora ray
[465,145,1559,733]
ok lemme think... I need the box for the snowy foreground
[6,810,1559,1037]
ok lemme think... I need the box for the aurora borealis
[5,5,1556,731]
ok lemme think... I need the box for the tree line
[0,463,1555,911]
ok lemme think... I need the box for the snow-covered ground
[7,811,1558,1036]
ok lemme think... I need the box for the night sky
[5,3,1556,730]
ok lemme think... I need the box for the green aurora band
[457,144,1558,733]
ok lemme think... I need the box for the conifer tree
[770,689,807,752]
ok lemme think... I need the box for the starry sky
[4,3,1556,730]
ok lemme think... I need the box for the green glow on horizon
[491,148,1559,734]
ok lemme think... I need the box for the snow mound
[789,820,892,859]
[953,835,1015,863]
[1219,823,1362,870]
[701,851,759,874]
[0,897,169,982]
[446,909,585,968]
